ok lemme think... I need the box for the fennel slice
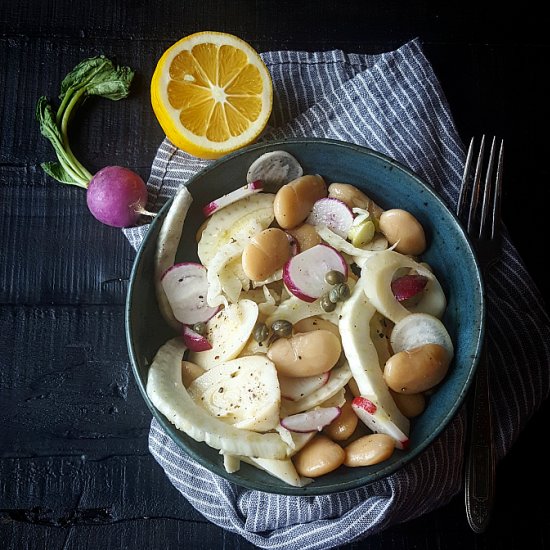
[146,337,289,459]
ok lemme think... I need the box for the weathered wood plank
[0,1,445,48]
[0,455,205,521]
[0,519,260,550]
[2,488,548,550]
[0,178,137,305]
[3,0,548,50]
[0,36,164,173]
[0,306,149,458]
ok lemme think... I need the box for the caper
[329,283,351,303]
[253,322,269,343]
[325,270,345,285]
[320,293,336,312]
[271,319,293,338]
[192,322,207,335]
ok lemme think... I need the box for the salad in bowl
[126,138,483,495]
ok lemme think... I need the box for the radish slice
[352,396,410,450]
[246,151,303,187]
[279,372,330,401]
[306,197,354,238]
[361,251,436,324]
[390,313,454,358]
[161,263,219,325]
[182,325,212,352]
[391,274,429,302]
[202,181,264,217]
[280,406,341,433]
[283,244,348,302]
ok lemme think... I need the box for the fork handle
[464,345,496,533]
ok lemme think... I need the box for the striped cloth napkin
[123,38,550,549]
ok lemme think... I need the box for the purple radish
[283,243,348,302]
[86,166,153,228]
[182,325,212,352]
[202,181,263,217]
[279,372,330,401]
[36,58,155,229]
[280,406,341,433]
[161,262,219,325]
[391,274,429,302]
[306,197,354,238]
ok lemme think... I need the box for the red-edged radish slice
[391,274,429,302]
[390,313,454,358]
[352,396,410,450]
[246,150,303,187]
[361,251,435,324]
[182,325,212,352]
[283,244,348,302]
[279,372,330,401]
[161,262,219,325]
[306,197,354,238]
[202,181,264,217]
[280,406,341,433]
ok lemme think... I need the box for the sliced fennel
[146,338,289,459]
[206,242,246,307]
[265,294,343,327]
[407,275,447,318]
[316,225,388,264]
[275,424,316,454]
[240,456,312,487]
[197,193,275,268]
[361,250,438,324]
[281,362,351,415]
[155,186,193,330]
[339,275,410,437]
[222,453,241,474]
[188,300,259,369]
[187,355,281,432]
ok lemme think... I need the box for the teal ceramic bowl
[126,138,483,495]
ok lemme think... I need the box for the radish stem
[37,55,134,188]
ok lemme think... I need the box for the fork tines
[457,136,504,239]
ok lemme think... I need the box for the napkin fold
[124,38,550,549]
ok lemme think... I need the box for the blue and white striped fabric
[123,39,550,549]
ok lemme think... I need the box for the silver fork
[457,135,504,534]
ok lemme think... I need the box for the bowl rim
[125,136,485,495]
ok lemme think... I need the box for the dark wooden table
[2,2,549,548]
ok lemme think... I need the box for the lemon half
[151,31,273,159]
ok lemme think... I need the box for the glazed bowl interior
[126,138,483,495]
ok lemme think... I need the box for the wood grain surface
[1,1,549,549]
